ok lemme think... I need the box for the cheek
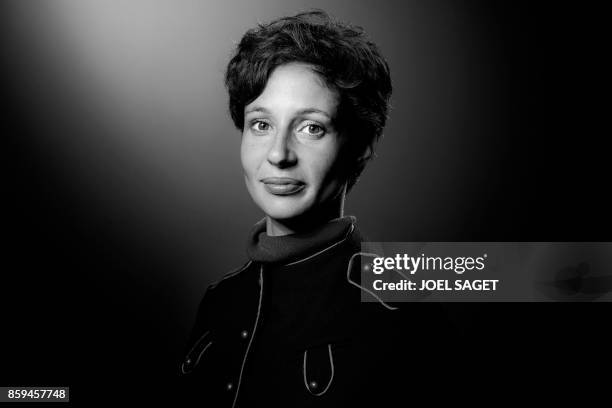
[308,145,344,188]
[240,139,259,179]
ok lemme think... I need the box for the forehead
[246,62,339,116]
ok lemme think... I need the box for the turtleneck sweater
[246,215,357,265]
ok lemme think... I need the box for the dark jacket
[179,217,460,407]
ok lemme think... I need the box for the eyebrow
[297,108,332,119]
[244,106,270,115]
[244,106,332,119]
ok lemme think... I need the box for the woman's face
[241,62,346,222]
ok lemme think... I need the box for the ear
[356,141,375,165]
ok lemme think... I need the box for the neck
[266,190,346,237]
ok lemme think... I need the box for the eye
[299,122,326,138]
[250,120,270,134]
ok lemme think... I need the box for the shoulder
[194,260,259,311]
[208,259,257,290]
[190,259,255,309]
[186,260,259,343]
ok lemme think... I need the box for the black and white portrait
[1,1,609,406]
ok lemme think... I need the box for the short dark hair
[225,10,392,191]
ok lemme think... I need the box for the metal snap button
[226,382,234,391]
[309,381,318,390]
[185,358,192,365]
[240,330,249,339]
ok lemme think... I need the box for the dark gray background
[1,0,609,404]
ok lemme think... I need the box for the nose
[267,127,297,168]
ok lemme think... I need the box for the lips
[261,177,306,196]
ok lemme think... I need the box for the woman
[180,10,456,407]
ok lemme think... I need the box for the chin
[256,194,312,221]
[260,203,308,221]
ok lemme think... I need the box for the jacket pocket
[302,343,335,396]
[181,330,213,375]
